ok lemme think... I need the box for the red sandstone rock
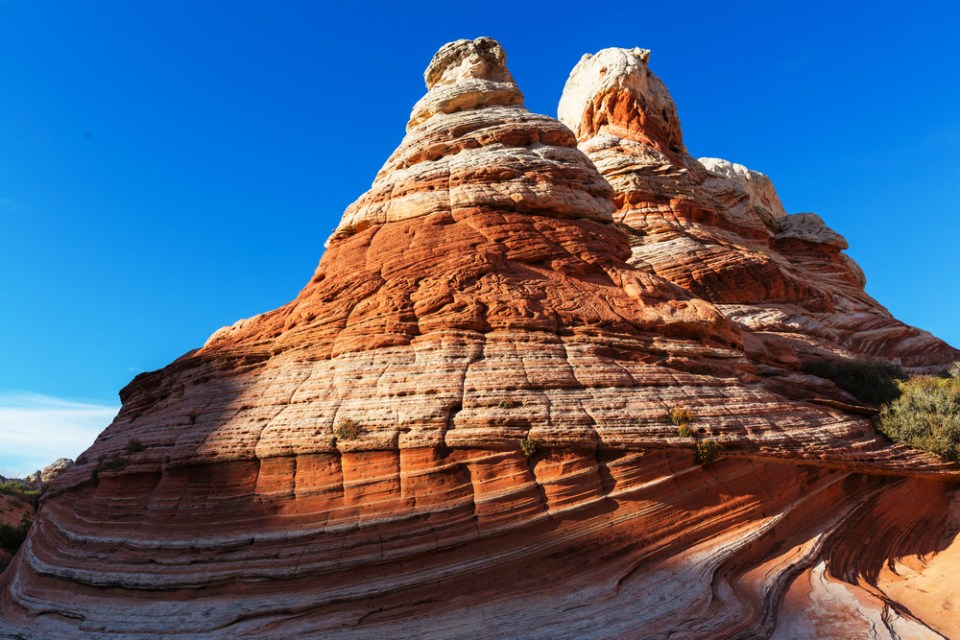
[1,38,959,639]
[558,47,959,374]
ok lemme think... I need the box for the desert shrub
[91,455,128,486]
[0,482,40,501]
[671,406,695,437]
[0,514,33,571]
[334,419,360,441]
[0,523,29,554]
[125,438,146,454]
[695,440,722,465]
[497,399,520,409]
[949,362,960,379]
[671,406,693,427]
[801,357,906,405]
[519,436,537,458]
[878,376,960,462]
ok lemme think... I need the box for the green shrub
[671,406,696,437]
[497,399,520,409]
[125,438,146,454]
[334,419,360,441]
[695,440,722,465]
[671,406,693,427]
[801,357,906,405]
[519,436,537,458]
[0,481,40,501]
[878,376,960,462]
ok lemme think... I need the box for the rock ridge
[559,45,959,372]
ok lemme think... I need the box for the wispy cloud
[0,392,118,478]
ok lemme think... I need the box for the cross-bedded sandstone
[1,37,958,640]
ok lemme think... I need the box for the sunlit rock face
[2,38,959,640]
[559,47,959,373]
[331,37,615,242]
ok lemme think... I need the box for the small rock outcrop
[1,39,958,639]
[38,458,73,485]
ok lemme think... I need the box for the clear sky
[1,1,958,476]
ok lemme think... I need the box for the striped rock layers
[2,38,959,639]
[558,47,959,373]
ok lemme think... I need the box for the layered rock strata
[2,38,959,639]
[558,47,959,373]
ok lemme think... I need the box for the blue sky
[1,1,958,475]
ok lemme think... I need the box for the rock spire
[559,46,959,371]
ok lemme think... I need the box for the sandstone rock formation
[37,459,73,486]
[558,46,958,374]
[2,38,959,639]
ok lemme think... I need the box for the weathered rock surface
[2,38,959,639]
[559,46,959,374]
[36,459,73,487]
